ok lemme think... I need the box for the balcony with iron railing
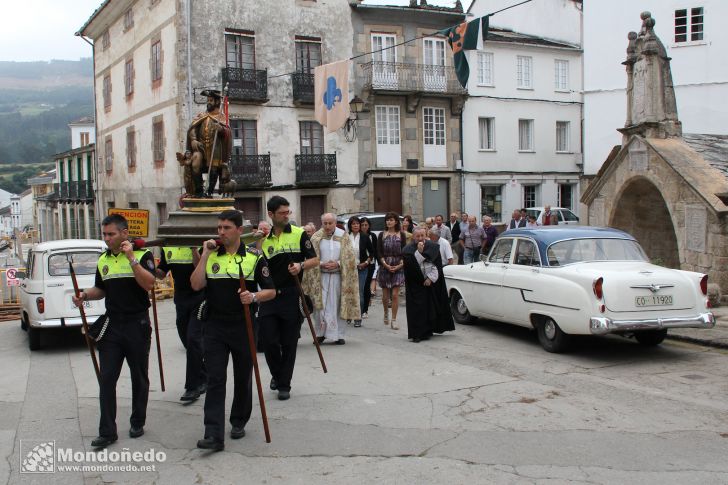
[228,154,272,189]
[57,180,95,202]
[360,61,467,96]
[222,67,268,102]
[295,154,337,186]
[291,72,314,104]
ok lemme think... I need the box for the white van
[19,239,107,350]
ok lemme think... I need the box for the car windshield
[48,252,100,276]
[546,238,647,266]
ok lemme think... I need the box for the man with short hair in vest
[258,196,319,401]
[191,209,276,451]
[72,214,156,449]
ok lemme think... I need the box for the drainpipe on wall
[75,32,101,240]
[459,111,465,213]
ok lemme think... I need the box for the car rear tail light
[700,275,708,295]
[36,297,45,314]
[600,304,606,313]
[706,298,712,309]
[593,277,604,300]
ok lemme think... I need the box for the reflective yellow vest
[97,249,150,281]
[206,249,259,281]
[261,225,305,260]
[163,247,194,264]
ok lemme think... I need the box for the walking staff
[290,258,327,373]
[132,238,167,392]
[236,258,271,443]
[68,256,100,383]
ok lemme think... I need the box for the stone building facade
[79,0,359,233]
[349,2,467,221]
[581,13,728,293]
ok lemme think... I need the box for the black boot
[206,168,219,197]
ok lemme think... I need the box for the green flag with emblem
[439,16,489,89]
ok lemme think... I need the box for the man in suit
[445,212,462,264]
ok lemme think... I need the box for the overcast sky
[0,0,471,62]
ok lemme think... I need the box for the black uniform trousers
[174,295,207,391]
[202,315,254,442]
[97,311,151,438]
[259,289,302,393]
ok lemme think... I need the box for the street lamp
[344,95,365,142]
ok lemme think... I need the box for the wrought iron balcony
[295,154,337,186]
[57,181,95,202]
[222,67,268,102]
[360,61,467,96]
[228,154,272,189]
[291,72,314,104]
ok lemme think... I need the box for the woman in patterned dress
[377,212,406,330]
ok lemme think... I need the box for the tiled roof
[682,133,728,179]
[486,27,580,50]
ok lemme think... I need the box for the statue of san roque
[177,90,232,198]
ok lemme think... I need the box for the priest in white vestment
[301,213,360,345]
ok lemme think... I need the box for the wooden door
[373,178,402,214]
[300,195,325,227]
[234,197,262,225]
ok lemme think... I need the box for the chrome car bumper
[30,316,103,329]
[589,313,715,335]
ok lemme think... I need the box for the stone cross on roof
[620,12,682,140]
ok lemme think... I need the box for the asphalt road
[2,297,728,484]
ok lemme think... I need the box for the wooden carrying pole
[237,261,271,443]
[68,260,100,383]
[292,273,327,373]
[150,286,166,392]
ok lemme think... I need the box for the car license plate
[71,299,91,310]
[635,295,673,307]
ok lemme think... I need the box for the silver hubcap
[456,298,468,315]
[544,320,557,340]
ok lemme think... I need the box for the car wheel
[450,291,476,325]
[28,326,41,351]
[634,329,667,346]
[536,317,570,353]
[20,312,28,331]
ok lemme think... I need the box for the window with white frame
[523,184,538,208]
[518,119,534,151]
[375,105,401,167]
[477,52,494,86]
[556,121,570,153]
[424,107,445,146]
[478,117,495,150]
[558,183,574,210]
[423,107,446,166]
[675,7,704,43]
[376,106,400,145]
[554,59,569,91]
[516,55,532,89]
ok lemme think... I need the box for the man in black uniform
[259,196,319,401]
[156,247,207,401]
[191,209,276,451]
[72,214,156,449]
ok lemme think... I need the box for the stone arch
[609,176,680,268]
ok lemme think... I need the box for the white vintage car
[19,239,107,350]
[444,227,715,352]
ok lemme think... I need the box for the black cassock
[402,240,455,340]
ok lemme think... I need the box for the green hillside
[0,59,93,194]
